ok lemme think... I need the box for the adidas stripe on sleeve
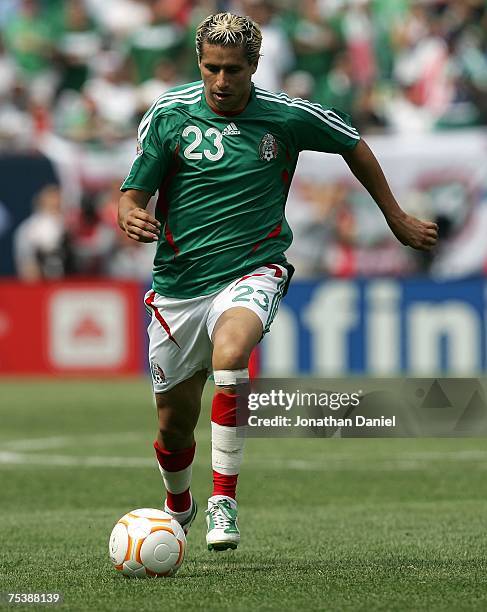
[138,84,203,145]
[255,88,360,154]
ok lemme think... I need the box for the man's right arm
[118,189,160,243]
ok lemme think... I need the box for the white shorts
[145,264,289,393]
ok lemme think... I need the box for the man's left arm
[341,139,438,251]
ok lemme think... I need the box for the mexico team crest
[150,360,166,384]
[259,133,278,162]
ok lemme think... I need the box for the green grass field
[0,379,486,612]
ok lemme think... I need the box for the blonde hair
[195,12,262,65]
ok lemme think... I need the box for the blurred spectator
[313,51,357,115]
[2,0,59,113]
[392,4,452,118]
[179,0,220,81]
[54,90,109,143]
[107,231,156,280]
[94,179,155,279]
[341,1,376,86]
[352,84,387,133]
[0,34,17,98]
[84,0,152,38]
[66,192,117,275]
[0,34,34,149]
[382,82,437,134]
[56,0,102,93]
[284,0,341,81]
[127,0,189,83]
[285,179,343,277]
[283,70,315,100]
[83,54,137,135]
[240,0,294,92]
[2,0,55,78]
[13,184,72,281]
[370,0,409,81]
[439,12,487,127]
[136,59,181,113]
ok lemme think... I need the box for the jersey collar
[200,83,258,118]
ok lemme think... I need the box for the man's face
[199,42,257,113]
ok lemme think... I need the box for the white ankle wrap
[211,422,245,475]
[213,368,249,387]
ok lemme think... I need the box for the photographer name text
[247,415,396,428]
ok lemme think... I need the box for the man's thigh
[145,290,213,393]
[206,263,289,342]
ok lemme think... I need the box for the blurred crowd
[12,182,156,282]
[2,0,487,281]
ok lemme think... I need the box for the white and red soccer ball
[109,508,186,578]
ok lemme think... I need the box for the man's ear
[251,60,259,75]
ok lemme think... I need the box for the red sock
[212,391,237,426]
[154,440,195,512]
[212,470,238,499]
[166,489,191,513]
[211,392,241,500]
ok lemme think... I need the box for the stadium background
[1,1,486,611]
[2,0,487,376]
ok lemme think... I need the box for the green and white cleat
[164,496,198,536]
[206,495,240,551]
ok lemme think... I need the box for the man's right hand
[122,206,161,242]
[118,189,160,243]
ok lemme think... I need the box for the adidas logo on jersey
[222,122,240,136]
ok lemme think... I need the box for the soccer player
[118,12,438,551]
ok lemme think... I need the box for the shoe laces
[208,500,234,529]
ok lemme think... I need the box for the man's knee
[212,342,250,370]
[211,308,262,370]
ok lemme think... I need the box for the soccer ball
[109,508,186,578]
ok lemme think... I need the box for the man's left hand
[387,212,438,251]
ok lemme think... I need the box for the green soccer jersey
[121,81,360,298]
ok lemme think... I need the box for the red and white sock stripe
[211,392,245,500]
[154,440,195,512]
